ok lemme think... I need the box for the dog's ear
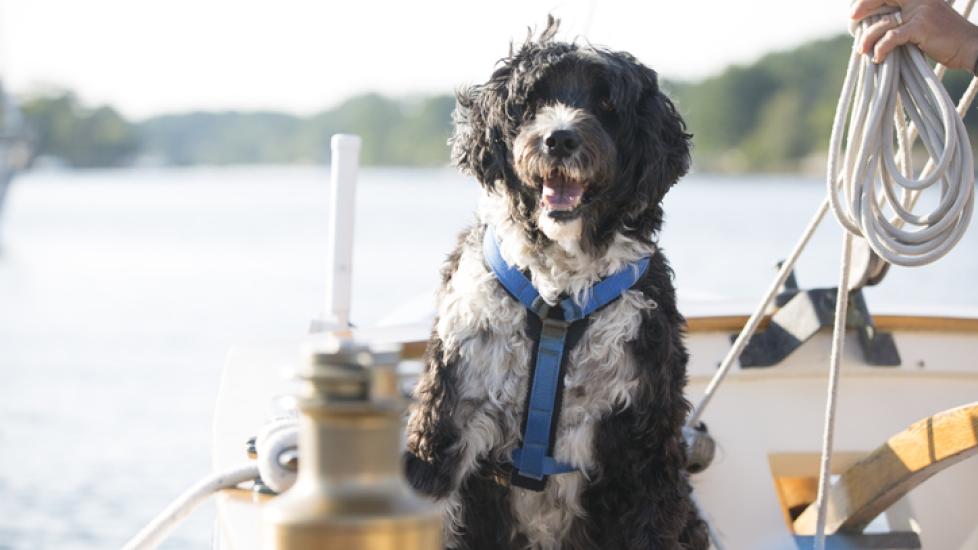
[450,84,501,188]
[451,18,565,190]
[631,66,692,206]
[450,63,519,190]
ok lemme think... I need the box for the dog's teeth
[541,172,585,214]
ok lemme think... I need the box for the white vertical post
[315,134,361,332]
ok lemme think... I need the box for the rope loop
[847,7,900,37]
[829,11,975,267]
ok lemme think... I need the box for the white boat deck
[212,315,978,549]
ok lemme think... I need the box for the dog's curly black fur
[405,17,708,550]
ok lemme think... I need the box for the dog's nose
[544,130,579,159]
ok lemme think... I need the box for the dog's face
[452,18,691,253]
[512,60,618,231]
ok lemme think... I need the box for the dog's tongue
[541,174,584,211]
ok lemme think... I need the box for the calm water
[2,167,978,549]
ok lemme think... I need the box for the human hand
[850,0,978,72]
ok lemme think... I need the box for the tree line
[671,34,978,172]
[21,92,456,168]
[18,33,978,172]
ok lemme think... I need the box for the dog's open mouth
[540,171,585,218]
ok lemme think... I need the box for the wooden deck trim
[685,315,771,332]
[793,402,978,536]
[684,314,978,334]
[873,315,978,333]
[397,315,978,358]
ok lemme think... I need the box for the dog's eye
[598,97,615,112]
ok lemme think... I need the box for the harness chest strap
[482,225,650,490]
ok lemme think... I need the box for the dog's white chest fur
[434,196,657,549]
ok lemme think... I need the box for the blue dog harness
[482,226,650,491]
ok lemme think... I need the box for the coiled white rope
[814,5,978,549]
[828,8,975,267]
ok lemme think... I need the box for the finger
[857,14,902,55]
[851,0,902,21]
[874,25,914,63]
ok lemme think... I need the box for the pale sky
[1,0,859,119]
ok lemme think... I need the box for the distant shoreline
[18,32,978,173]
[17,163,831,181]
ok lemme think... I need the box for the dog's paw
[403,451,454,499]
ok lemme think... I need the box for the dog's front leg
[403,331,469,499]
[571,297,709,549]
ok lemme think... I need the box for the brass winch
[264,336,442,549]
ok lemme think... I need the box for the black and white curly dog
[404,18,708,550]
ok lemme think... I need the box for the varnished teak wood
[793,402,978,535]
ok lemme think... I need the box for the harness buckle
[529,296,552,318]
[540,317,570,340]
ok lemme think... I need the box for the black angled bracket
[736,265,901,368]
